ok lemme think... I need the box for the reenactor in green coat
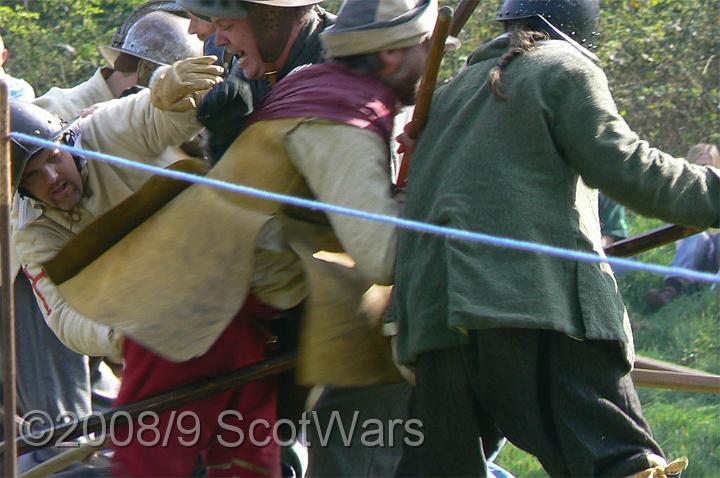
[391,0,719,477]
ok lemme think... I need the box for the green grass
[495,213,720,477]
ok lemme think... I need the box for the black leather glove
[197,69,254,163]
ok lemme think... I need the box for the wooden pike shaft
[395,0,483,189]
[450,0,481,37]
[413,7,454,131]
[604,224,701,257]
[0,80,18,478]
[10,354,297,456]
[632,369,720,394]
[19,442,103,478]
[634,355,717,377]
[7,354,720,459]
[412,7,452,131]
[395,7,453,189]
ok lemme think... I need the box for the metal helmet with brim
[100,10,203,70]
[496,0,599,61]
[9,100,76,195]
[108,0,190,49]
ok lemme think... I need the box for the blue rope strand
[11,132,720,285]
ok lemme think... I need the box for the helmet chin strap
[249,4,301,87]
[264,64,279,86]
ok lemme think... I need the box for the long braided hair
[489,22,549,100]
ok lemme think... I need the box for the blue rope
[11,132,720,285]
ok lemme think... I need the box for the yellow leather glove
[150,56,224,112]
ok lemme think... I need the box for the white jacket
[33,68,114,121]
[12,89,202,358]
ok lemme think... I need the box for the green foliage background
[1,0,718,475]
[0,0,146,92]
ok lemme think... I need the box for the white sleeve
[285,121,400,285]
[78,89,202,163]
[20,261,122,360]
[13,223,123,360]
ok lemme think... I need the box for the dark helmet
[497,0,599,61]
[8,101,72,194]
[177,0,322,21]
[100,9,203,69]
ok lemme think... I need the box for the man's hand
[396,120,421,158]
[395,120,422,190]
[359,285,394,330]
[151,56,225,112]
[107,327,124,365]
[391,336,416,385]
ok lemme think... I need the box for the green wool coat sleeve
[549,55,720,229]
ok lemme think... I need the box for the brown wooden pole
[6,352,720,458]
[449,0,481,37]
[411,6,453,133]
[10,353,297,456]
[395,0,483,189]
[604,224,701,257]
[395,6,453,189]
[632,369,720,394]
[19,441,104,478]
[634,355,717,377]
[0,80,18,478]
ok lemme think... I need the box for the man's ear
[377,49,405,76]
[0,48,8,66]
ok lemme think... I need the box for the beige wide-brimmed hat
[321,0,445,58]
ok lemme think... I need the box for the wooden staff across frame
[604,224,701,257]
[395,0,484,189]
[395,6,453,190]
[1,79,19,478]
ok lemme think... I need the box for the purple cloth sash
[248,63,398,147]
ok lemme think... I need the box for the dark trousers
[307,383,413,477]
[395,329,664,478]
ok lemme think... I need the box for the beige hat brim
[322,0,439,58]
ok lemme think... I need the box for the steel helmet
[100,10,203,69]
[9,100,72,194]
[497,0,599,61]
[110,0,190,49]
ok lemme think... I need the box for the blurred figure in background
[599,193,629,248]
[0,31,35,101]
